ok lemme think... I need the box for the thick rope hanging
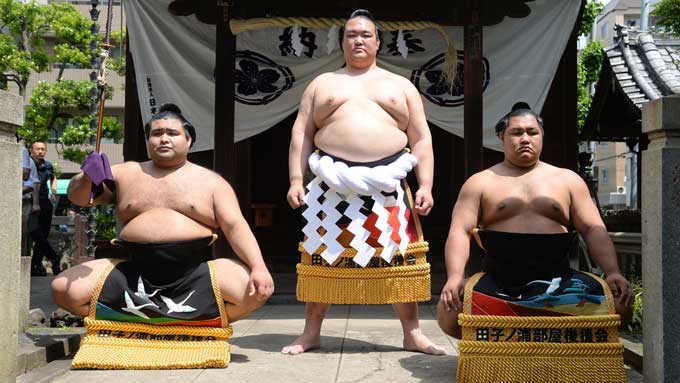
[229,17,457,86]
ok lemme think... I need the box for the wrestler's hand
[81,151,116,198]
[414,187,434,216]
[605,272,633,309]
[249,267,275,301]
[287,183,306,209]
[440,276,466,312]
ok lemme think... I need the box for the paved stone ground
[24,277,642,383]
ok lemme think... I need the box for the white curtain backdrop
[126,0,581,152]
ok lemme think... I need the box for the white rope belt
[302,151,417,267]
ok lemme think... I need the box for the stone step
[16,328,84,377]
[16,358,72,383]
[621,334,643,373]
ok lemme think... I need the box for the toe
[429,345,447,356]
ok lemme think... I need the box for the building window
[602,169,609,184]
[48,125,64,144]
[625,15,639,28]
[601,22,609,39]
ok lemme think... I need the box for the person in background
[29,140,60,276]
[21,145,40,265]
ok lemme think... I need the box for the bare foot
[281,333,321,355]
[403,329,447,356]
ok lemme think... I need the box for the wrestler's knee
[51,269,79,308]
[436,299,461,339]
[51,275,88,316]
[51,259,112,314]
[50,276,69,308]
[224,282,268,323]
[243,289,268,312]
[212,257,251,305]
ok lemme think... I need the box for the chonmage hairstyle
[143,103,196,148]
[494,102,544,136]
[338,9,382,51]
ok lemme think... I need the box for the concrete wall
[642,95,680,383]
[0,90,24,383]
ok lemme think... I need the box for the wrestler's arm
[213,177,274,299]
[287,78,318,208]
[67,164,121,207]
[568,170,632,306]
[403,80,434,215]
[441,174,484,311]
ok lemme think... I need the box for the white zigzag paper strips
[301,152,417,267]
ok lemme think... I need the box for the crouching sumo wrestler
[51,104,274,369]
[437,103,633,383]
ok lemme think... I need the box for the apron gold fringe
[456,272,625,382]
[456,341,626,383]
[296,263,431,304]
[71,319,232,370]
[73,260,231,370]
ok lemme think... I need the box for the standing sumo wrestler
[284,9,446,356]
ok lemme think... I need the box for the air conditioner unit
[617,186,626,194]
[609,192,626,206]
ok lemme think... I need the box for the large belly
[314,114,407,162]
[119,208,214,242]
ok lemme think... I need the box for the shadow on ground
[398,353,459,383]
[232,333,403,354]
[228,353,250,363]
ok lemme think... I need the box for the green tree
[652,0,680,35]
[577,40,605,131]
[109,28,126,78]
[576,1,605,131]
[0,1,90,96]
[0,0,123,162]
[579,0,605,37]
[20,80,122,163]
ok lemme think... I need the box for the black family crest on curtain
[384,30,425,57]
[410,51,490,107]
[234,50,295,105]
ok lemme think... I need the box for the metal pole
[86,0,101,259]
[641,0,651,31]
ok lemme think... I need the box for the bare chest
[481,178,570,224]
[313,79,409,125]
[115,173,215,225]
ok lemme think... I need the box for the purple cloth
[81,152,116,199]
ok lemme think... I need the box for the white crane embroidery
[121,291,155,319]
[161,291,197,314]
[496,277,562,300]
[134,277,160,308]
